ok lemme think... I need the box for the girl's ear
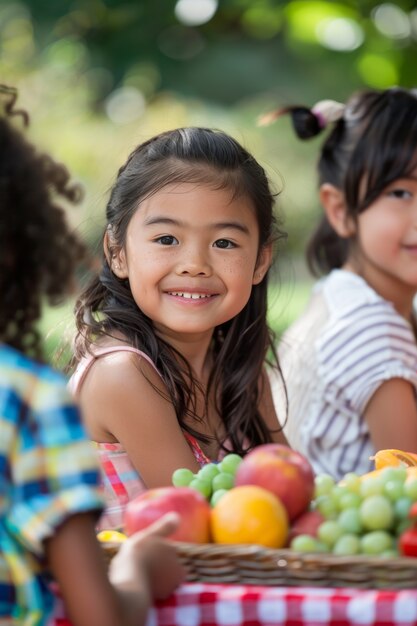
[103,230,129,279]
[319,183,355,238]
[253,243,273,285]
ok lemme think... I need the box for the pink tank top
[69,346,210,530]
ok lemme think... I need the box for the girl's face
[347,170,417,311]
[113,182,271,344]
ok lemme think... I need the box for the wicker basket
[102,541,417,589]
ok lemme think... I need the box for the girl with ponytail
[267,88,417,480]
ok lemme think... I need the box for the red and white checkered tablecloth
[50,582,417,626]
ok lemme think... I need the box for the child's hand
[109,513,186,600]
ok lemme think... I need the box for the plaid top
[0,344,104,626]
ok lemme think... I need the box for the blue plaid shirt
[0,344,104,625]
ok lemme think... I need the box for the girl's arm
[79,351,202,487]
[46,511,184,626]
[364,377,417,452]
[258,368,289,446]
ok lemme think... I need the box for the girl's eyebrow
[144,215,250,234]
[144,216,180,227]
[391,174,417,182]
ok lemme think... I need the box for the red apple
[124,486,211,543]
[235,444,315,521]
[287,509,325,545]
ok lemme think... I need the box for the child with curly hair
[0,85,184,626]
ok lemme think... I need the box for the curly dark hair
[73,127,287,456]
[0,85,87,361]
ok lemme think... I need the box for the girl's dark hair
[73,127,286,455]
[0,86,87,361]
[284,88,417,275]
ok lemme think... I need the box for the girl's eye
[388,188,412,200]
[214,239,235,249]
[155,235,178,246]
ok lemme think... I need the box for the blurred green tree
[4,0,417,358]
[20,0,417,107]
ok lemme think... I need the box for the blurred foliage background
[2,0,417,360]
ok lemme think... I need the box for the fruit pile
[292,465,417,557]
[116,445,314,550]
[97,446,417,559]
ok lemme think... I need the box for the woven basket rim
[102,539,417,568]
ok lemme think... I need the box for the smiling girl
[69,127,287,529]
[267,88,417,480]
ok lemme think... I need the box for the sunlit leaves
[241,4,282,39]
[284,1,361,46]
[357,53,399,88]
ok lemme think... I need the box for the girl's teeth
[171,292,211,299]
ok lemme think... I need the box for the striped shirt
[0,344,103,626]
[271,270,417,480]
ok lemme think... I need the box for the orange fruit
[371,449,417,470]
[210,485,288,548]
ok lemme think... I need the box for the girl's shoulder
[317,272,417,382]
[320,269,391,317]
[69,342,161,396]
[321,269,414,333]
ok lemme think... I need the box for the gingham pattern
[0,344,104,626]
[95,431,210,531]
[49,582,417,626]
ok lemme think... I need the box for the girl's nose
[175,248,212,276]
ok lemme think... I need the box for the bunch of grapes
[291,466,417,557]
[172,453,243,506]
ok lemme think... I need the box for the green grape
[172,467,195,487]
[380,549,399,558]
[218,454,242,475]
[338,508,363,535]
[360,476,385,498]
[314,474,335,498]
[189,478,212,499]
[212,472,235,491]
[332,534,361,556]
[360,495,394,531]
[394,496,412,521]
[383,480,404,502]
[387,467,408,483]
[332,485,348,500]
[338,492,362,510]
[314,540,329,553]
[291,534,321,553]
[404,479,417,501]
[360,531,393,555]
[341,472,361,494]
[210,489,228,507]
[317,520,344,548]
[381,467,404,483]
[198,463,220,482]
[315,494,339,520]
